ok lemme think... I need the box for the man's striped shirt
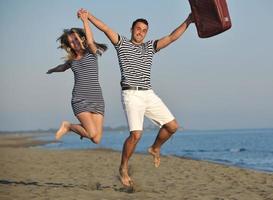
[114,36,157,89]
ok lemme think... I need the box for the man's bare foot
[119,167,133,187]
[55,121,70,140]
[148,147,160,168]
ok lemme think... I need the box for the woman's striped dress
[70,51,104,116]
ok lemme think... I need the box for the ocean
[40,128,273,173]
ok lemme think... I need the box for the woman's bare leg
[55,121,91,140]
[55,121,71,140]
[55,112,104,144]
[90,113,104,143]
[76,112,104,144]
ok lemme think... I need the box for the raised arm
[78,9,97,54]
[156,14,194,51]
[47,62,71,74]
[78,9,119,45]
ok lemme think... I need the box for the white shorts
[121,89,175,132]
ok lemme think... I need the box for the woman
[47,9,107,144]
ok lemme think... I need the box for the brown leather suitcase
[189,0,232,38]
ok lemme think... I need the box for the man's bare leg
[119,131,142,186]
[148,119,178,167]
[148,146,161,168]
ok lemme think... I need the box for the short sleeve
[114,34,123,49]
[153,40,159,53]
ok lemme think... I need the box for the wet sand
[0,133,273,200]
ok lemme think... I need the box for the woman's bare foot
[55,121,70,140]
[119,166,133,187]
[148,147,160,168]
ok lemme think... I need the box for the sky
[0,0,272,131]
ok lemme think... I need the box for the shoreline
[0,132,58,148]
[1,133,273,199]
[1,132,272,174]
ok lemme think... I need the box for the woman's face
[67,33,83,52]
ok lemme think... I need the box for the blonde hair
[57,28,107,61]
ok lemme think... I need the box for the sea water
[40,128,273,173]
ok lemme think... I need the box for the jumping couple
[48,8,194,187]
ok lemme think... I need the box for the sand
[0,133,273,200]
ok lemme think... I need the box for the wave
[229,148,247,153]
[182,148,248,153]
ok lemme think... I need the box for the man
[79,8,194,186]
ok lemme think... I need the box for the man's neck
[130,39,143,45]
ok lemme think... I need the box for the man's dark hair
[131,18,149,29]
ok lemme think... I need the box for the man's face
[131,22,148,44]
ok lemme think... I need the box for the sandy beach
[0,133,273,200]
